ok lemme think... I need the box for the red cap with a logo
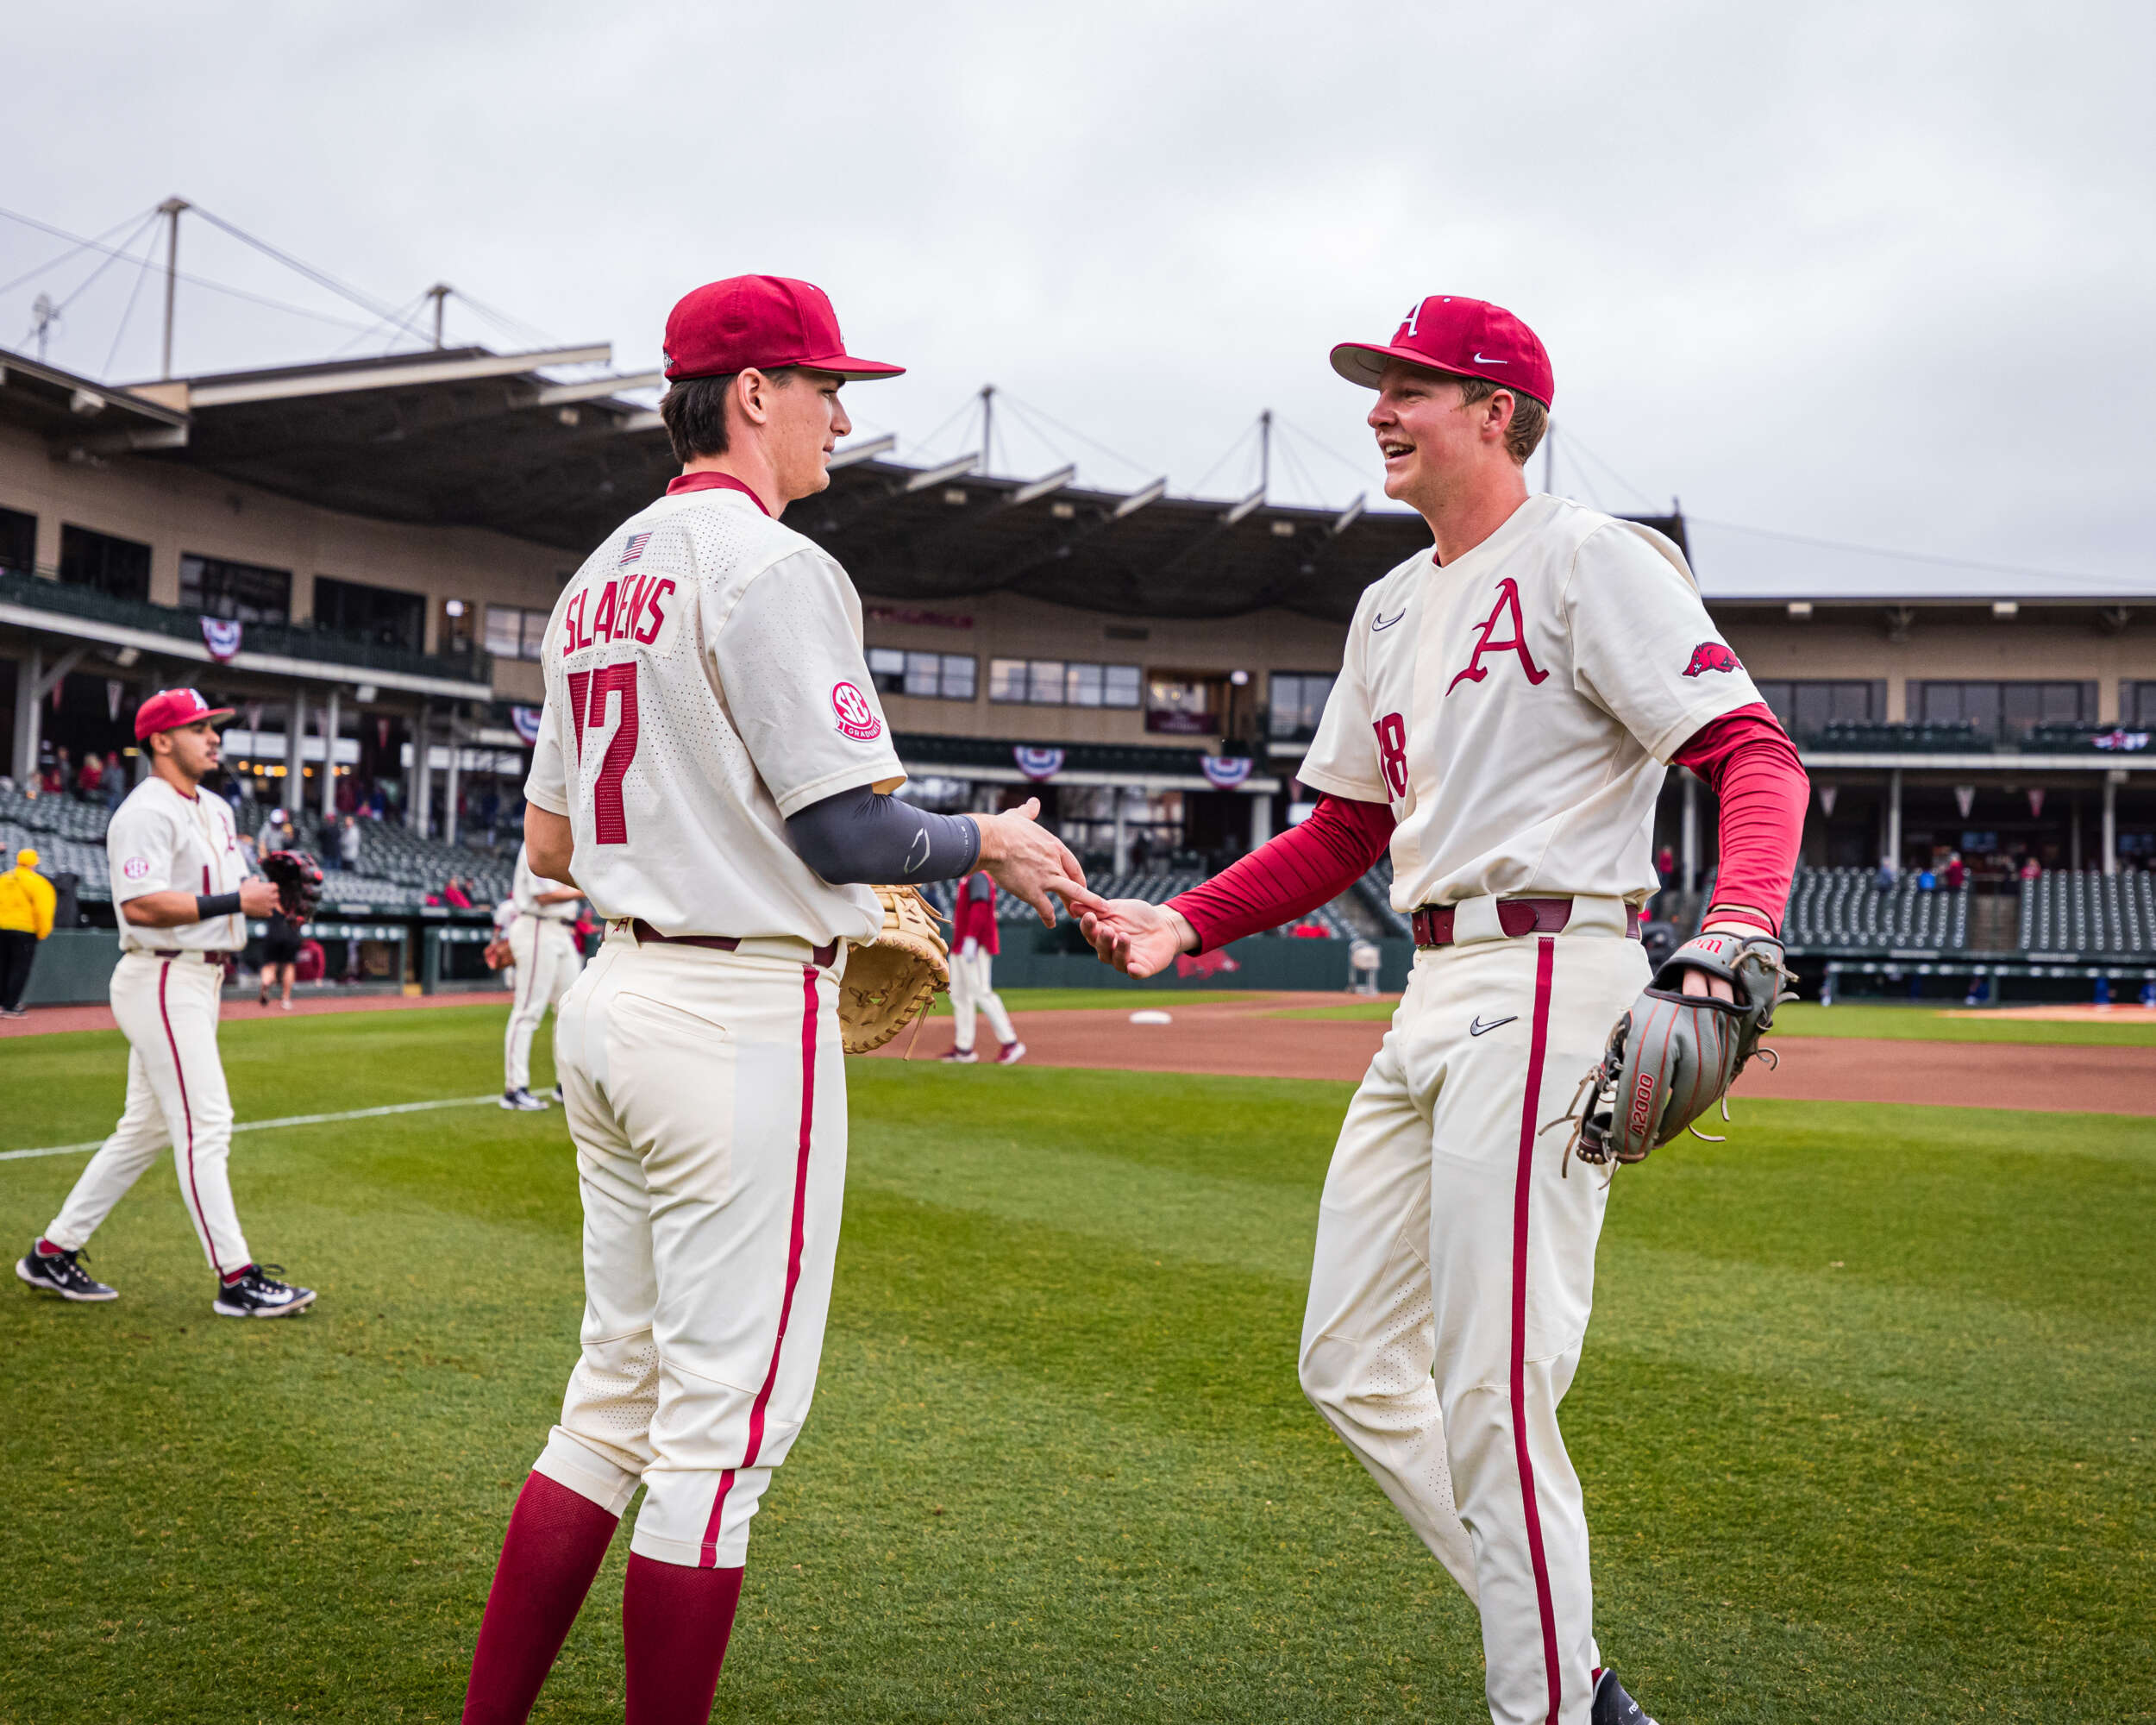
[1331,295,1554,407]
[662,276,905,384]
[135,687,235,742]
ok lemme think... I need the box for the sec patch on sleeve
[122,856,151,881]
[831,681,884,741]
[1683,642,1742,677]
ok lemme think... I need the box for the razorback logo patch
[1683,642,1742,678]
[831,681,882,741]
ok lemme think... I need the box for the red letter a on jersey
[1445,577,1549,696]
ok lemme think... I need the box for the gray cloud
[6,0,2153,594]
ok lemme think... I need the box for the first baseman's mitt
[1550,931,1793,1174]
[837,884,950,1054]
[260,849,325,922]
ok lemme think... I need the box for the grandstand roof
[9,342,1691,624]
[25,340,2132,625]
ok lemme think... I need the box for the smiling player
[1073,297,1808,1725]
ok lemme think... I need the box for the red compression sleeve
[1670,701,1809,937]
[1167,794,1396,952]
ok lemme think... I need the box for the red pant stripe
[1510,936,1562,1725]
[157,961,224,1280]
[698,963,820,1566]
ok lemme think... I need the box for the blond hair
[1454,375,1547,467]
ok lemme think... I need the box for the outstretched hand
[1069,893,1195,979]
[968,798,1087,927]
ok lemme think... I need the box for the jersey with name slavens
[524,486,905,945]
[1299,492,1764,913]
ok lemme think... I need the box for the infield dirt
[874,994,2156,1115]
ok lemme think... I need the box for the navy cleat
[212,1264,317,1319]
[1593,1669,1658,1725]
[16,1242,117,1302]
[500,1087,548,1111]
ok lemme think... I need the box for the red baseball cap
[662,276,905,384]
[135,687,235,742]
[1331,295,1554,407]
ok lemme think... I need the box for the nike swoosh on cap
[1472,353,1507,364]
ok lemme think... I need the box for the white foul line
[0,1095,501,1164]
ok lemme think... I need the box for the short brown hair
[1454,374,1547,467]
[657,368,798,464]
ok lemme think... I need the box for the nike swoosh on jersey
[1468,1014,1518,1036]
[1372,609,1407,630]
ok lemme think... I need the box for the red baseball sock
[461,1471,620,1725]
[623,1552,745,1724]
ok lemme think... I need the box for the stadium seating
[0,786,512,910]
[2016,869,2156,956]
[1778,866,1970,951]
[1811,720,1984,753]
[1352,856,1413,939]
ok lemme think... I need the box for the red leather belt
[630,918,838,969]
[1409,898,1643,948]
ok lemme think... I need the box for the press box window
[485,605,551,662]
[1269,672,1336,739]
[868,648,976,700]
[0,505,34,576]
[1752,680,1877,739]
[60,524,152,602]
[988,658,1140,706]
[181,554,292,624]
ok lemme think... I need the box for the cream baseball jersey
[524,486,905,945]
[511,844,581,922]
[1299,492,1763,911]
[104,777,249,952]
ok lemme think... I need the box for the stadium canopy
[8,342,1701,624]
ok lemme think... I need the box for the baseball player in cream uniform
[1076,298,1804,1725]
[498,843,584,1110]
[461,276,1081,1725]
[16,688,315,1318]
[939,868,1024,1063]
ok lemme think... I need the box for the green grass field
[1280,995,2156,1045]
[3,1006,2152,1722]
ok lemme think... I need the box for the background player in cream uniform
[16,688,317,1318]
[498,842,583,1110]
[1075,298,1806,1725]
[939,868,1024,1064]
[461,276,1082,1725]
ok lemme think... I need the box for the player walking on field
[16,688,316,1317]
[460,275,1083,1725]
[497,841,584,1110]
[940,866,1025,1063]
[1075,297,1807,1725]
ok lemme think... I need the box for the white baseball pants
[948,940,1013,1051]
[502,917,581,1093]
[1297,900,1646,1725]
[46,951,252,1277]
[533,930,848,1571]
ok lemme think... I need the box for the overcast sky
[7,0,2153,597]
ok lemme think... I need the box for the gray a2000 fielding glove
[1553,931,1793,1172]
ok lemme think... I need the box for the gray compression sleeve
[786,784,983,886]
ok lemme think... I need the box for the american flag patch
[620,531,652,564]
